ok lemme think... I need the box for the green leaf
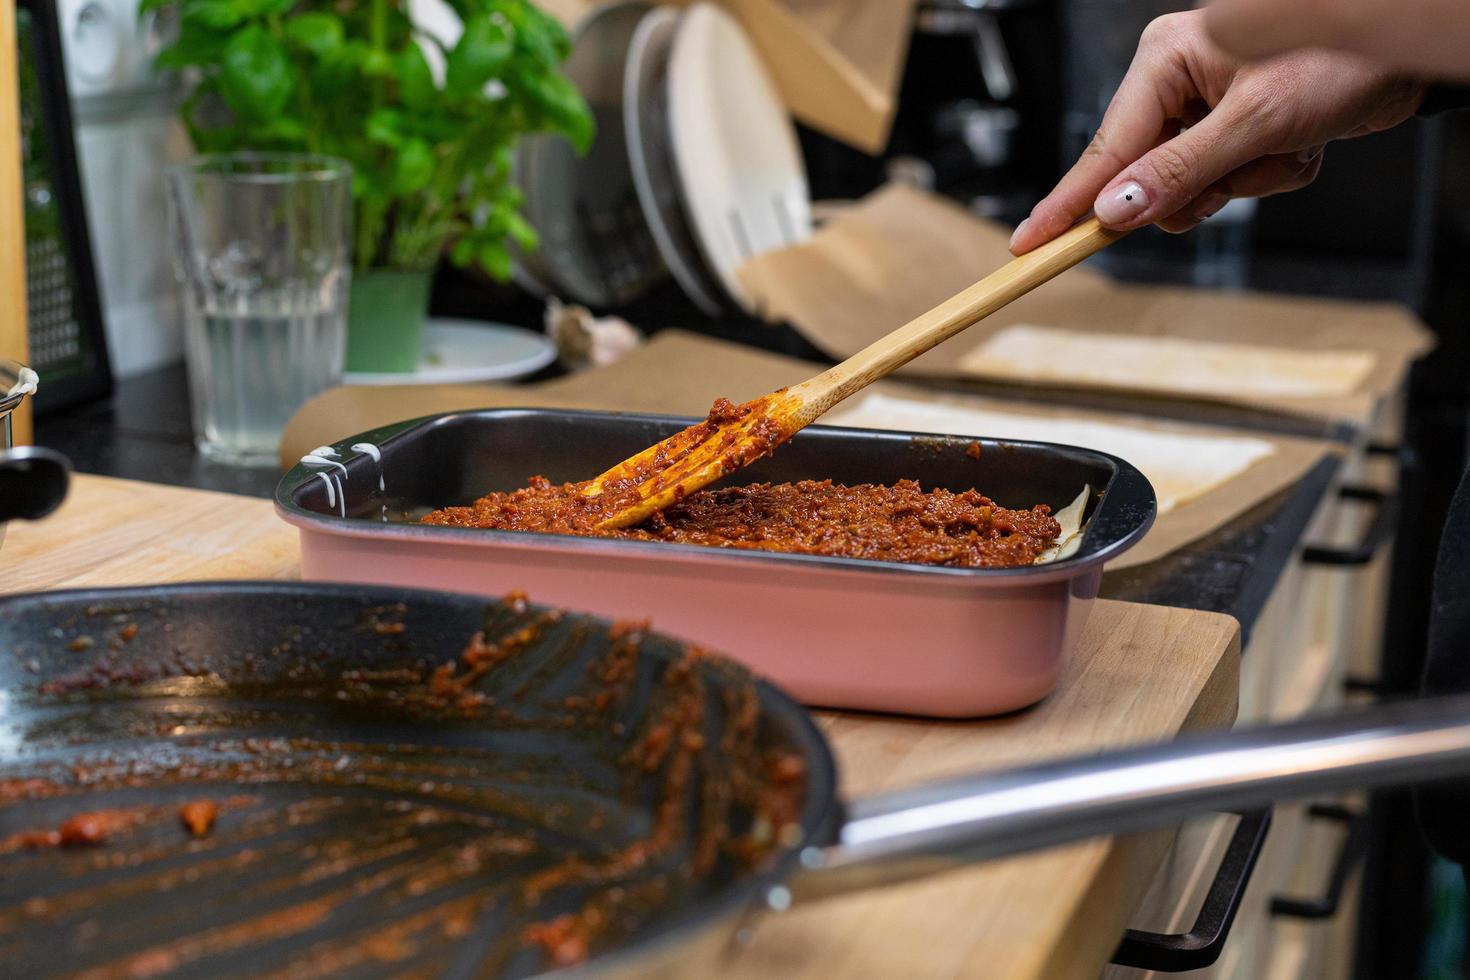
[219,25,293,123]
[531,5,571,60]
[338,39,371,66]
[138,0,175,16]
[283,13,343,57]
[450,238,476,266]
[250,0,294,14]
[248,115,308,144]
[308,47,355,94]
[527,71,592,152]
[154,19,231,68]
[181,0,245,31]
[446,14,512,96]
[352,168,377,198]
[190,123,241,154]
[501,0,568,65]
[504,210,537,252]
[361,48,395,78]
[365,108,403,146]
[476,240,514,280]
[391,139,435,195]
[396,42,435,111]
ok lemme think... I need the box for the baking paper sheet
[736,185,1433,427]
[827,392,1278,515]
[960,325,1378,401]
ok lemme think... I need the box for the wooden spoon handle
[795,217,1126,419]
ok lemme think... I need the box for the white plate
[343,320,557,386]
[514,2,665,308]
[623,7,725,316]
[667,3,811,312]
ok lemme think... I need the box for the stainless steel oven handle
[785,694,1470,905]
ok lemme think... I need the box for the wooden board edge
[1026,606,1242,980]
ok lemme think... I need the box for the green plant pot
[346,269,431,373]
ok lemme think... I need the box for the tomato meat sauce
[424,478,1060,568]
[423,393,1061,569]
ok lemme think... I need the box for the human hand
[1207,0,1470,81]
[1009,9,1424,254]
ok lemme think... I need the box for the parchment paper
[281,332,1334,569]
[736,185,1434,426]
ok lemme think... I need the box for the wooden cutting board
[0,475,1240,979]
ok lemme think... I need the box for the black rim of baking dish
[274,408,1158,581]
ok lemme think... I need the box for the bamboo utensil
[585,216,1126,529]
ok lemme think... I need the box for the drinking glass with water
[166,154,351,466]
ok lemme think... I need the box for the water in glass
[167,154,351,466]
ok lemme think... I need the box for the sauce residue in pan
[3,593,813,976]
[1,807,147,852]
[179,799,219,838]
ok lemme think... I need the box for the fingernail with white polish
[1195,192,1229,222]
[1009,217,1032,251]
[1095,181,1148,225]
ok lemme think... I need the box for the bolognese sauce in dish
[421,397,1076,569]
[423,479,1064,570]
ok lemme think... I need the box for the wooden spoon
[585,217,1125,529]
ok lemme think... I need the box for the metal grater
[14,0,111,412]
[26,235,83,375]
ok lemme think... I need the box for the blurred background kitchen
[5,0,1469,975]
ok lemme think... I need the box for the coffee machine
[797,0,1060,225]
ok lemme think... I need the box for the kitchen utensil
[0,582,831,978]
[275,407,1155,716]
[342,320,556,386]
[1,359,39,434]
[0,444,71,523]
[516,1,665,308]
[623,6,724,316]
[667,3,811,311]
[165,153,352,466]
[586,216,1124,531]
[4,582,1470,978]
[0,361,69,553]
[17,0,114,410]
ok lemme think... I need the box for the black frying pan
[3,583,1469,978]
[0,583,835,978]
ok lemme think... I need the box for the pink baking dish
[274,408,1155,717]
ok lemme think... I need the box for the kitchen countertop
[35,361,1342,646]
[0,474,1241,979]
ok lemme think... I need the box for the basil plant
[146,0,592,276]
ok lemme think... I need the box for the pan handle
[0,445,70,523]
[783,693,1470,906]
